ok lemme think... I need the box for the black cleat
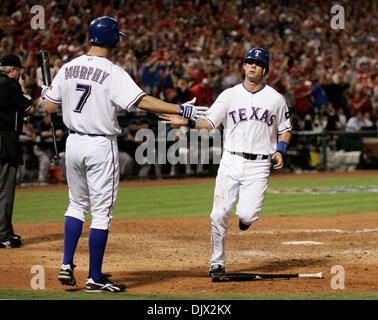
[0,234,21,248]
[208,264,225,276]
[58,264,76,286]
[86,274,126,293]
[239,220,250,231]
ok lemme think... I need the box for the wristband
[187,119,196,129]
[276,141,288,155]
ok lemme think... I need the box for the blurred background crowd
[1,0,377,183]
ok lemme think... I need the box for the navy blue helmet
[89,16,125,48]
[244,48,270,75]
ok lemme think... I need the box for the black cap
[0,54,24,68]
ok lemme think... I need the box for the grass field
[13,176,378,223]
[1,289,377,300]
[3,175,377,301]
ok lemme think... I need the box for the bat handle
[50,120,60,159]
[298,272,323,279]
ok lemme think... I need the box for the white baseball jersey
[44,54,146,230]
[204,83,292,155]
[45,54,145,135]
[206,82,292,268]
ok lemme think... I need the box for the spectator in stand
[311,80,328,114]
[190,78,214,107]
[163,63,182,92]
[362,111,374,130]
[164,88,178,104]
[176,78,191,104]
[349,89,373,117]
[139,55,157,95]
[324,102,341,131]
[294,78,312,119]
[18,118,38,182]
[337,107,347,129]
[346,111,369,132]
[309,144,321,171]
[322,71,350,118]
[33,115,64,184]
[286,141,310,173]
[303,114,313,131]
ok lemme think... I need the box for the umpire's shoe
[58,264,76,286]
[208,264,225,276]
[0,234,22,248]
[86,274,126,293]
[239,220,251,231]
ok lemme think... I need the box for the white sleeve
[277,97,292,134]
[203,91,228,129]
[111,66,146,111]
[44,67,63,104]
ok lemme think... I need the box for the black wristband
[187,119,196,129]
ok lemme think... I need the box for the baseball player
[41,16,203,292]
[160,48,292,275]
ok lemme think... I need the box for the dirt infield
[1,171,377,295]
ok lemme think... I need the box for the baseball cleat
[86,274,126,293]
[0,234,22,248]
[239,220,251,231]
[208,264,225,276]
[58,264,76,286]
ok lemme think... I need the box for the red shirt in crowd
[350,93,373,116]
[294,84,312,115]
[190,83,213,106]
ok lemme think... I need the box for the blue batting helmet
[244,48,270,75]
[89,16,125,48]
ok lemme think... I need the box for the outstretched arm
[136,95,180,114]
[159,114,213,131]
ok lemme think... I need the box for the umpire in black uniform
[0,54,34,248]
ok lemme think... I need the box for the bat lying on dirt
[211,272,323,282]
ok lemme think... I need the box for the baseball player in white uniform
[42,16,203,292]
[160,48,292,275]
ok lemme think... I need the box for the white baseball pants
[210,150,271,267]
[64,133,119,230]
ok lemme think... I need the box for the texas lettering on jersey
[228,106,276,126]
[65,65,110,85]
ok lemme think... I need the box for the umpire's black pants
[0,161,18,241]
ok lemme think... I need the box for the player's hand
[40,85,48,100]
[159,114,188,127]
[178,97,196,118]
[271,152,283,170]
[178,98,208,122]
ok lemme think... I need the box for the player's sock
[62,216,83,269]
[88,228,108,282]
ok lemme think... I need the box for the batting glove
[179,98,208,122]
[40,85,48,100]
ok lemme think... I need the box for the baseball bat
[211,272,323,282]
[38,50,60,161]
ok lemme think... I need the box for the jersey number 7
[74,83,92,113]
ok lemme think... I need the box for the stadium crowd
[1,0,377,182]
